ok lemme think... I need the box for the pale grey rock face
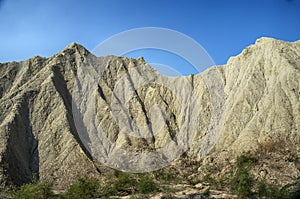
[218,38,300,153]
[0,38,299,188]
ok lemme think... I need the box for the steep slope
[0,45,98,188]
[219,37,300,153]
[0,38,299,189]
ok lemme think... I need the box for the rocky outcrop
[0,38,299,189]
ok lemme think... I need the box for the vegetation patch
[62,176,100,199]
[229,152,299,199]
[3,155,299,199]
[16,182,54,199]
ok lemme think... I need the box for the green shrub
[100,171,159,197]
[63,176,100,199]
[229,153,299,198]
[154,169,180,183]
[16,182,53,199]
[230,153,256,198]
[257,180,291,199]
[236,152,257,168]
[136,174,158,194]
[0,185,17,198]
[230,166,254,198]
[112,171,137,195]
[202,174,219,185]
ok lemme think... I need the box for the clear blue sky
[0,0,299,75]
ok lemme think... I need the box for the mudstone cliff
[0,37,299,191]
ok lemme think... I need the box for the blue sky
[0,0,299,75]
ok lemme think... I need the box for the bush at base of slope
[16,182,54,199]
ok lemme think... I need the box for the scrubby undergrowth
[1,151,299,199]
